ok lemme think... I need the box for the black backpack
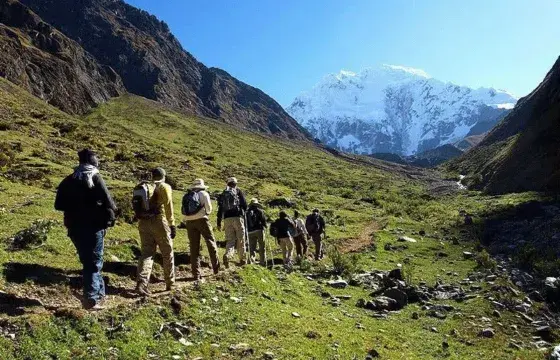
[306,214,321,234]
[246,207,261,232]
[182,190,203,216]
[221,188,240,213]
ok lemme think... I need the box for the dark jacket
[246,205,267,232]
[55,173,117,232]
[305,213,326,235]
[272,218,295,238]
[217,188,247,227]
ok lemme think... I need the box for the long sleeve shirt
[184,190,212,221]
[151,181,175,227]
[294,218,308,237]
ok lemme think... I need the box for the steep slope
[287,65,517,154]
[447,56,560,194]
[20,0,308,139]
[0,0,124,114]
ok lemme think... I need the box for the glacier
[287,65,518,155]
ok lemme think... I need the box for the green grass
[0,77,550,359]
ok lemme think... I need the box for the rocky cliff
[20,0,308,139]
[448,56,560,194]
[0,0,124,114]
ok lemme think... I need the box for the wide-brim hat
[190,178,208,190]
[250,198,259,205]
[226,177,238,184]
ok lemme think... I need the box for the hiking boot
[213,264,220,275]
[88,303,107,311]
[136,284,151,297]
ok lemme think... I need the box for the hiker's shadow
[3,262,80,287]
[0,292,44,316]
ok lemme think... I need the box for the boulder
[463,252,474,259]
[382,288,408,310]
[398,236,417,243]
[478,328,495,338]
[550,344,560,360]
[267,198,294,208]
[327,279,348,289]
[372,296,398,311]
[388,268,403,280]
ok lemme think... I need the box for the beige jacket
[184,190,212,221]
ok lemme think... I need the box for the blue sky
[126,0,560,106]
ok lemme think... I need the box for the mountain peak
[287,65,517,155]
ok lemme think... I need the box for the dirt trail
[337,220,381,254]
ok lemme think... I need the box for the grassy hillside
[0,77,554,359]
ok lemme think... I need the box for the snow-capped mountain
[287,65,518,155]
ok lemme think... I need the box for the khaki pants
[293,234,308,258]
[248,230,266,266]
[224,217,246,263]
[137,216,175,288]
[312,233,324,260]
[278,237,294,265]
[186,218,220,279]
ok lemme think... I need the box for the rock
[262,352,275,360]
[492,310,501,318]
[535,326,553,341]
[442,341,449,349]
[427,310,447,319]
[388,268,403,280]
[262,293,274,301]
[372,296,398,311]
[230,296,242,303]
[327,279,348,289]
[463,252,474,259]
[292,312,301,318]
[267,198,294,208]
[550,344,560,359]
[431,327,438,333]
[382,288,408,310]
[486,275,497,281]
[520,314,534,323]
[508,342,522,350]
[170,297,182,313]
[398,236,417,243]
[178,338,194,346]
[412,312,419,320]
[110,255,121,262]
[478,328,495,338]
[305,331,320,339]
[356,298,367,308]
[366,349,380,358]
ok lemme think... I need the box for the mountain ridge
[287,65,517,154]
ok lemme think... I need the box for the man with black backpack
[182,179,220,282]
[246,198,267,266]
[217,177,247,268]
[55,149,116,310]
[306,208,326,260]
[134,168,176,296]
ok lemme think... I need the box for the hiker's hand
[170,226,177,239]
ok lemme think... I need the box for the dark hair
[279,211,287,219]
[78,149,98,166]
[312,208,319,213]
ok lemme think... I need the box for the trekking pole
[244,212,250,264]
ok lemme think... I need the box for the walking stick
[243,212,250,264]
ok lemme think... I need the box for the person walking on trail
[217,177,248,268]
[246,198,268,266]
[292,210,308,261]
[134,167,176,296]
[271,211,296,266]
[182,179,220,283]
[54,149,116,310]
[306,208,326,260]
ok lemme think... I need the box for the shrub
[52,121,78,136]
[114,149,134,162]
[475,249,497,270]
[0,121,11,131]
[328,246,363,279]
[9,219,57,250]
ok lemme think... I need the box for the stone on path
[398,236,417,243]
[463,252,474,259]
[327,279,348,289]
[478,328,495,338]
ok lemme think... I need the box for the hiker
[271,211,296,266]
[134,168,176,296]
[182,179,220,282]
[54,149,116,310]
[217,177,248,268]
[246,198,268,266]
[306,208,326,260]
[292,210,308,261]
